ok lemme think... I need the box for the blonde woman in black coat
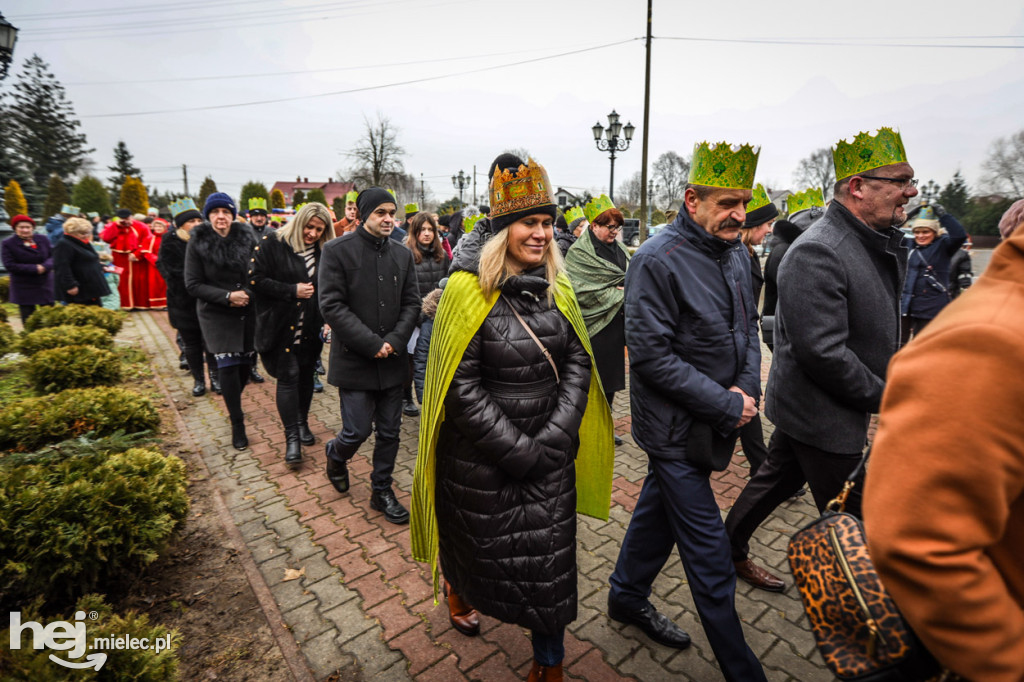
[250,203,334,467]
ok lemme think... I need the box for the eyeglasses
[858,175,919,190]
[597,223,622,232]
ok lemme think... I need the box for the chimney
[304,177,308,183]
[296,175,300,182]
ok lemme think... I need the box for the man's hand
[729,386,758,428]
[296,282,314,299]
[374,342,394,359]
[228,290,249,307]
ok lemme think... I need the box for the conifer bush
[0,275,9,303]
[24,304,124,334]
[0,320,15,356]
[26,345,123,393]
[0,386,159,452]
[19,324,113,356]
[0,446,188,605]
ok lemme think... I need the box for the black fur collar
[190,221,257,270]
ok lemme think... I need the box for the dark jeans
[738,413,768,476]
[531,629,564,667]
[273,345,317,430]
[609,456,766,682]
[725,428,865,562]
[900,315,931,346]
[327,385,403,492]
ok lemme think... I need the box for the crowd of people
[4,127,1022,682]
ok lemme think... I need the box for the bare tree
[344,112,406,187]
[617,171,643,206]
[981,129,1024,197]
[651,151,689,208]
[792,148,835,201]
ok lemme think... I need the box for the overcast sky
[5,0,1024,207]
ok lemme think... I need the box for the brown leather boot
[443,579,480,636]
[527,661,564,682]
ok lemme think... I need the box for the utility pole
[639,0,652,242]
[472,164,477,206]
[420,173,425,207]
[182,164,190,196]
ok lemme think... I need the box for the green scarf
[563,234,631,337]
[410,270,614,599]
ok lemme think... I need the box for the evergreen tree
[332,197,345,220]
[4,179,28,216]
[292,189,306,207]
[107,140,141,202]
[307,188,327,205]
[119,176,149,215]
[270,188,286,209]
[939,171,970,218]
[7,55,94,214]
[0,106,35,208]
[43,173,70,218]
[239,181,269,213]
[197,176,218,207]
[72,175,112,216]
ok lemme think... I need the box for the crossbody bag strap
[825,447,871,513]
[912,248,950,296]
[502,295,559,384]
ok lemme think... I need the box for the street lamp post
[0,12,18,81]
[591,110,635,203]
[920,179,940,204]
[647,180,657,226]
[451,170,468,209]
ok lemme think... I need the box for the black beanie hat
[174,209,203,228]
[744,202,779,228]
[356,188,396,224]
[555,214,568,231]
[487,153,558,234]
[115,208,132,219]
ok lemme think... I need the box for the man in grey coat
[726,128,913,589]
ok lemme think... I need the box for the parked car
[619,219,641,246]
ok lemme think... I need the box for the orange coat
[864,229,1024,682]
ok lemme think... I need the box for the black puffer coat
[411,245,449,302]
[249,233,324,377]
[156,228,200,333]
[184,221,257,354]
[436,261,591,635]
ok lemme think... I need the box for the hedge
[0,447,189,606]
[0,320,15,356]
[24,304,124,335]
[26,345,123,393]
[0,275,9,303]
[19,324,113,356]
[0,386,159,452]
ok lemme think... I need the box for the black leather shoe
[210,373,222,395]
[613,434,624,446]
[370,488,409,524]
[314,358,326,375]
[284,429,302,468]
[402,399,420,417]
[325,441,349,494]
[608,599,691,649]
[312,374,324,393]
[298,422,315,445]
[191,380,206,397]
[250,366,265,383]
[231,419,248,450]
[179,353,189,370]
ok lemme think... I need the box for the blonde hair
[477,227,564,302]
[276,203,335,253]
[63,217,92,237]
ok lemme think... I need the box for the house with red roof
[270,177,357,208]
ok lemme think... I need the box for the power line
[657,35,1024,49]
[81,39,641,119]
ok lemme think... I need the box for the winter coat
[949,247,973,298]
[183,221,257,355]
[1,233,55,305]
[45,215,65,245]
[156,228,200,333]
[318,226,420,391]
[51,234,111,304]
[865,227,1024,682]
[555,230,576,257]
[765,200,907,454]
[436,264,591,634]
[410,245,449,302]
[761,217,804,342]
[900,213,967,319]
[412,288,443,404]
[249,233,324,377]
[625,211,761,460]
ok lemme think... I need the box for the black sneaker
[370,488,409,524]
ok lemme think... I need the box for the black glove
[930,202,946,217]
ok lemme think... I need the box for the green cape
[410,270,614,597]
[563,233,631,338]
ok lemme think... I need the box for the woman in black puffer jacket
[250,203,333,467]
[184,193,258,449]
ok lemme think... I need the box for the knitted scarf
[563,234,630,337]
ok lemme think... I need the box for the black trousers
[725,428,865,562]
[900,315,931,346]
[217,360,251,422]
[178,324,216,384]
[737,413,768,475]
[272,345,317,430]
[327,385,403,492]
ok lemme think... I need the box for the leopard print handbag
[787,455,949,682]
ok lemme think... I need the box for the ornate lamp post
[920,179,941,204]
[451,170,468,209]
[591,110,635,203]
[0,12,18,81]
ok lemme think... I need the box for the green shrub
[0,321,15,356]
[0,447,189,606]
[0,275,9,303]
[0,302,8,321]
[0,594,181,680]
[19,324,114,356]
[24,304,124,335]
[0,386,159,452]
[26,345,123,393]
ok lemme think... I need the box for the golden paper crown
[463,213,484,233]
[345,191,358,204]
[248,197,268,211]
[833,127,908,180]
[747,184,771,212]
[583,195,615,223]
[688,141,760,190]
[489,158,555,219]
[170,198,199,217]
[787,187,825,215]
[563,206,585,225]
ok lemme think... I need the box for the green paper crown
[405,203,419,214]
[345,191,358,204]
[833,127,907,180]
[688,141,760,190]
[61,204,80,215]
[386,189,396,199]
[248,197,268,211]
[294,203,307,212]
[463,213,484,233]
[170,198,198,217]
[564,206,585,225]
[583,194,615,223]
[87,211,99,219]
[787,187,825,215]
[747,184,771,213]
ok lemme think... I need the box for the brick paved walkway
[129,310,832,681]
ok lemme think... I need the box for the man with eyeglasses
[725,129,912,586]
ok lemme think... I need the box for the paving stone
[283,599,333,644]
[343,628,407,678]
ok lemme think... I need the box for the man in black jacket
[726,128,913,589]
[607,141,767,682]
[319,187,420,524]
